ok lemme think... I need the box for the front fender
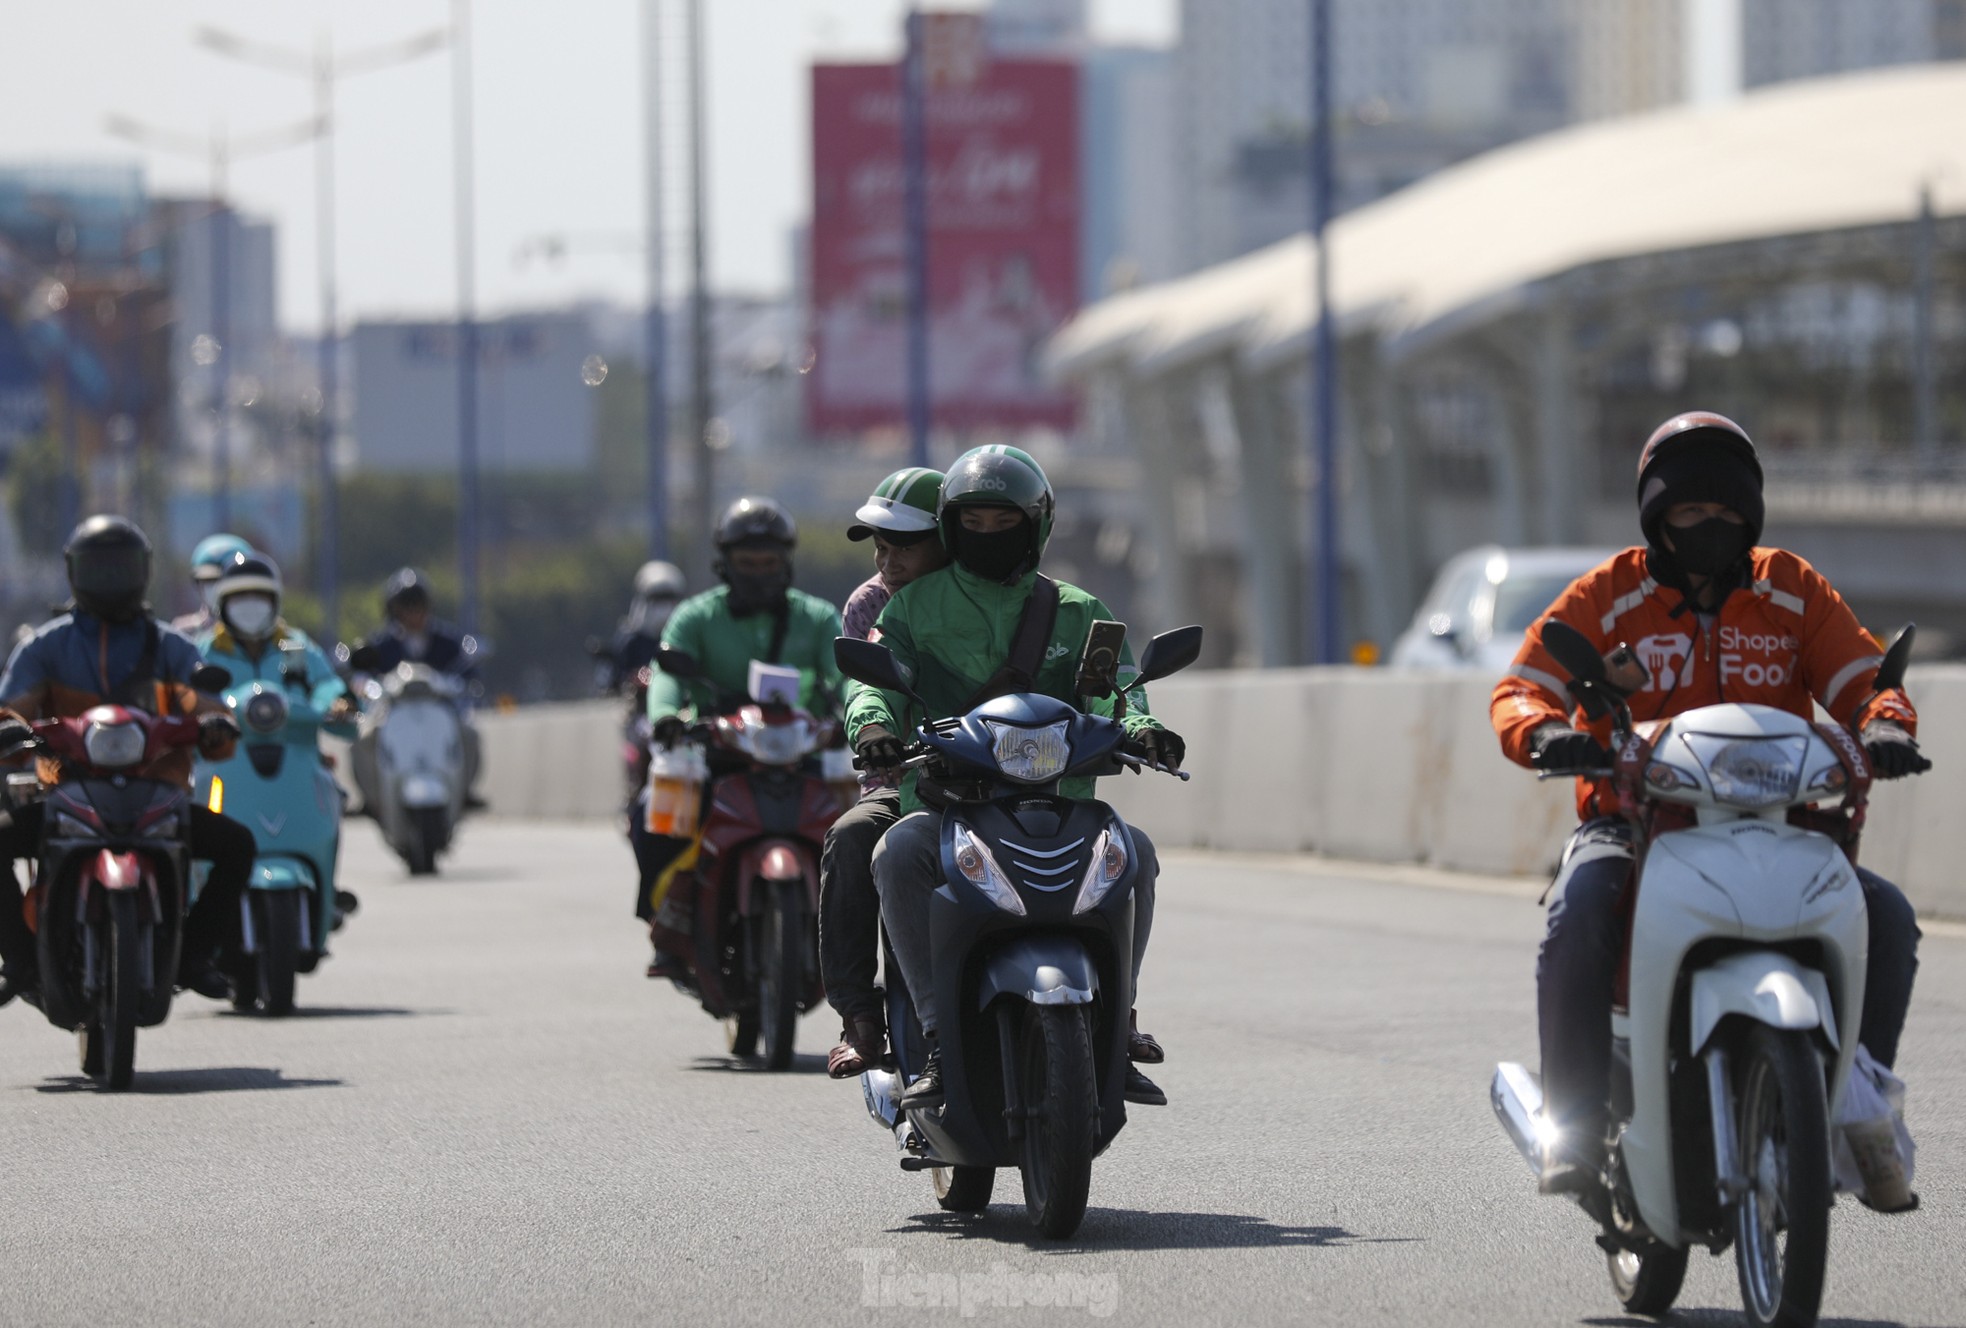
[976,936,1099,1010]
[1689,950,1839,1054]
[251,858,316,892]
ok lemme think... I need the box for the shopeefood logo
[1635,633,1694,691]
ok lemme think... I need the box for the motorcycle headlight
[743,718,811,766]
[951,821,1026,916]
[983,719,1071,784]
[242,690,289,734]
[83,720,146,769]
[1680,734,1808,810]
[1072,824,1130,915]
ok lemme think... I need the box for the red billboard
[807,31,1079,434]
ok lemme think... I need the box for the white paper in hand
[749,660,802,707]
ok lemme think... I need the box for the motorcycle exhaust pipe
[1492,1061,1551,1175]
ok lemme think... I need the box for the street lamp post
[643,0,671,561]
[901,7,932,470]
[685,0,715,583]
[195,22,447,640]
[1306,0,1340,665]
[453,0,483,637]
[105,112,320,541]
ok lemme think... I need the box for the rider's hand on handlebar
[853,724,907,772]
[326,697,359,724]
[651,715,690,749]
[1861,721,1931,779]
[1529,723,1610,773]
[1124,727,1185,772]
[0,718,33,755]
[197,712,242,758]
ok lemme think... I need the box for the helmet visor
[70,547,148,602]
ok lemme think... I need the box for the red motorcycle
[4,700,220,1090]
[650,650,847,1070]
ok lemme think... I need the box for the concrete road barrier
[474,666,1966,915]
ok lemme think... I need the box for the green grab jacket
[844,564,1166,814]
[646,586,844,724]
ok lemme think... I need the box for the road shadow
[215,1005,439,1021]
[1585,1318,1906,1328]
[686,1053,831,1076]
[32,1066,343,1095]
[891,1208,1419,1253]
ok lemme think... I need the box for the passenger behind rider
[820,467,947,1078]
[632,496,844,979]
[170,532,252,636]
[1492,411,1925,1194]
[600,561,688,694]
[0,517,249,1005]
[849,446,1181,1109]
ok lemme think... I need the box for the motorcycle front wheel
[758,880,802,1072]
[404,807,446,876]
[1732,1025,1832,1328]
[252,891,301,1016]
[81,891,142,1091]
[1017,1003,1097,1239]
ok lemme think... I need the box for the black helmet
[713,496,797,552]
[1636,411,1765,549]
[383,566,432,616]
[64,515,152,624]
[937,445,1055,583]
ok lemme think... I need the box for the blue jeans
[1536,817,1921,1128]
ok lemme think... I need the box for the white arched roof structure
[1049,63,1966,380]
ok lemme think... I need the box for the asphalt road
[0,821,1959,1328]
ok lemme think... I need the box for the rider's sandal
[827,1016,888,1080]
[1127,1008,1164,1064]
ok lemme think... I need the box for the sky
[0,0,1177,334]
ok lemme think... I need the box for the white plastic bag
[1833,1045,1915,1209]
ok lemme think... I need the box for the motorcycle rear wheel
[1607,1240,1688,1316]
[1017,1003,1097,1240]
[759,880,801,1072]
[934,1165,996,1212]
[1733,1025,1831,1328]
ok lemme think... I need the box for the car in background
[1389,545,1616,673]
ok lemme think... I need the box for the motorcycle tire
[83,891,142,1091]
[759,880,801,1072]
[252,891,301,1017]
[405,807,446,876]
[1732,1025,1831,1328]
[1607,1240,1688,1316]
[1017,1003,1097,1240]
[934,1166,996,1213]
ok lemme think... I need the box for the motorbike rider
[1492,411,1926,1194]
[0,516,249,1005]
[170,532,253,635]
[600,561,688,694]
[822,467,947,1078]
[352,568,483,813]
[852,446,1182,1109]
[633,496,845,979]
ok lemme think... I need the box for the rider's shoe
[335,890,361,917]
[177,960,233,1002]
[1127,1008,1164,1064]
[464,792,489,812]
[0,961,38,1008]
[827,1014,887,1080]
[899,1045,945,1109]
[646,948,690,981]
[1123,1066,1167,1106]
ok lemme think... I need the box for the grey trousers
[872,809,1157,1035]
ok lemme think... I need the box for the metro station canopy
[1048,63,1966,381]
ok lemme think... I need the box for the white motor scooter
[1492,618,1921,1328]
[345,642,484,876]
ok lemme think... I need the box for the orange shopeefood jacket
[1491,546,1917,820]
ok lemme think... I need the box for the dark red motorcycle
[649,650,848,1070]
[5,702,217,1090]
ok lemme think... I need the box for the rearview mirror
[340,643,383,675]
[833,637,924,705]
[1539,618,1604,686]
[1135,625,1204,685]
[1874,624,1916,695]
[189,663,232,695]
[655,647,701,680]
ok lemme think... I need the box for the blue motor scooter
[193,637,360,1015]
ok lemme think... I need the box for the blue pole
[1308,0,1340,664]
[644,0,671,559]
[901,8,932,469]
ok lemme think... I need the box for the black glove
[853,725,906,773]
[1124,728,1185,772]
[197,712,242,756]
[1528,724,1611,774]
[1862,722,1931,779]
[651,715,689,749]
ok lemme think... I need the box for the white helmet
[214,551,283,643]
[634,560,687,602]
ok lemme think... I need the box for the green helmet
[848,467,944,542]
[938,445,1055,580]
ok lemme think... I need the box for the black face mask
[724,567,791,616]
[954,527,1032,584]
[1665,517,1751,577]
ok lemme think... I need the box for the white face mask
[224,594,278,641]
